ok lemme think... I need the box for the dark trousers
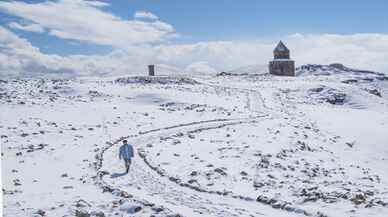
[124,158,131,173]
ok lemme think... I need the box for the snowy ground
[1,65,388,217]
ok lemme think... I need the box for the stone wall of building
[148,65,155,76]
[274,50,290,59]
[269,60,295,76]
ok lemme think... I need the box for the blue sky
[115,0,388,38]
[0,0,388,77]
[1,0,387,55]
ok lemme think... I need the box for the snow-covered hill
[1,64,388,217]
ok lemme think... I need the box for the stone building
[148,65,155,76]
[269,41,295,76]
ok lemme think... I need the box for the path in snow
[99,117,305,217]
[95,80,328,217]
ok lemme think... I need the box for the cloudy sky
[0,0,387,77]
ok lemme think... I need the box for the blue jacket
[119,144,134,160]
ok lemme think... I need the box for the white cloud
[185,62,218,75]
[0,26,74,77]
[8,22,45,33]
[0,0,176,47]
[153,34,388,73]
[1,26,387,78]
[0,26,167,78]
[134,11,159,20]
[153,41,273,71]
[286,33,388,72]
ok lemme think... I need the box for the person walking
[119,140,134,173]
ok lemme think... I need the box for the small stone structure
[269,41,295,76]
[148,65,155,76]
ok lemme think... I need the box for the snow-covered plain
[1,64,388,217]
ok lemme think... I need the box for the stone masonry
[148,65,155,76]
[269,41,295,76]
